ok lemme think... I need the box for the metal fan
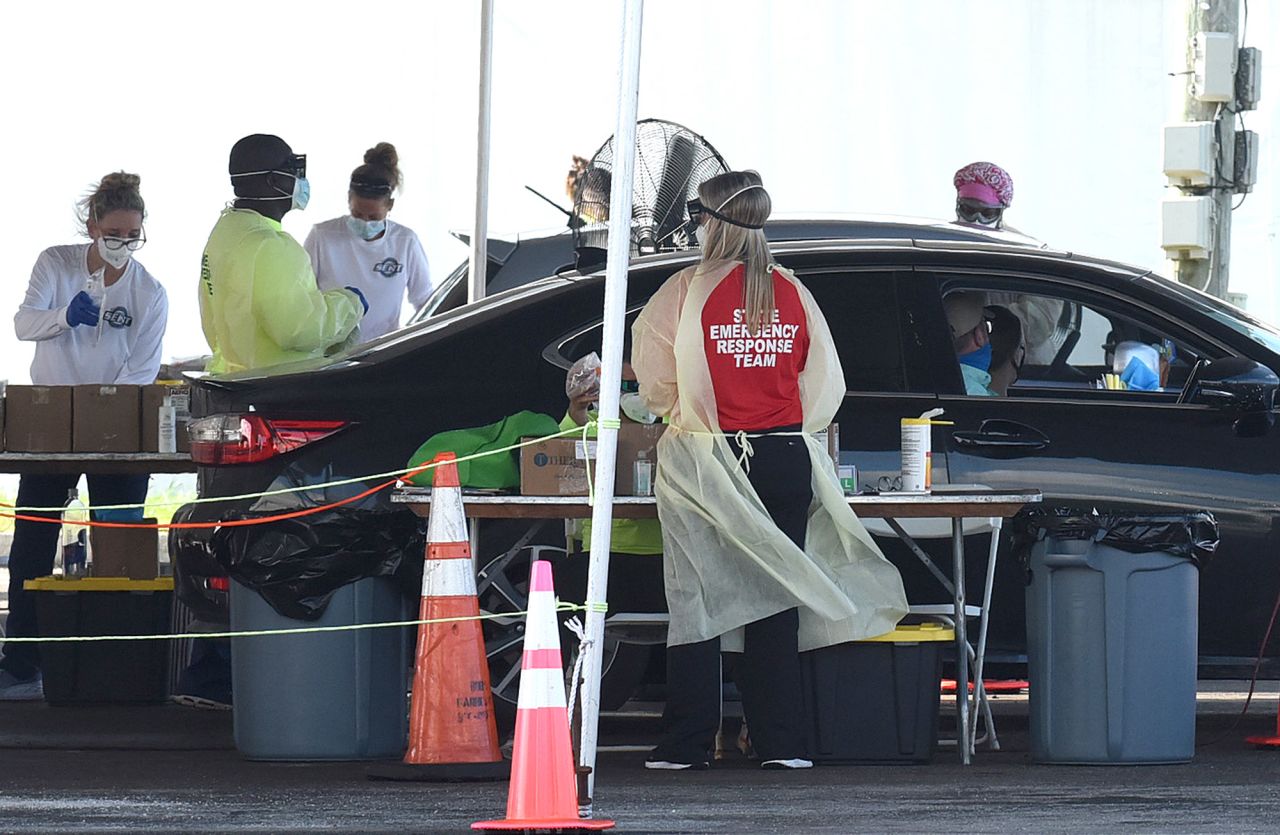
[571,119,729,269]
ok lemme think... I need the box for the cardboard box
[91,522,160,579]
[521,423,665,496]
[141,384,191,453]
[4,385,72,452]
[73,385,141,453]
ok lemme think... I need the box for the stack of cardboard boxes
[0,383,186,579]
[1,383,190,453]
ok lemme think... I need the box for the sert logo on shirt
[102,306,133,329]
[372,257,403,278]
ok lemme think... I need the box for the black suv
[174,218,1280,701]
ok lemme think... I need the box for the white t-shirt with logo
[14,244,169,385]
[303,217,432,342]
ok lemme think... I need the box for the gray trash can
[1021,510,1217,765]
[231,576,412,761]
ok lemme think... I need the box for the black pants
[1,473,150,679]
[655,427,812,763]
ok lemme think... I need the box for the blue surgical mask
[346,216,386,240]
[958,343,993,372]
[291,176,310,211]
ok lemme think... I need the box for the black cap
[229,134,295,176]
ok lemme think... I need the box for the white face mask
[347,216,386,240]
[96,236,132,270]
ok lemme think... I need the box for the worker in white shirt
[2,172,169,701]
[304,143,432,343]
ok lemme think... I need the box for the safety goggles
[685,197,766,230]
[100,231,147,252]
[620,379,640,393]
[956,201,1002,225]
[231,153,307,181]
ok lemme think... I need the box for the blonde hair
[77,171,145,235]
[697,171,774,335]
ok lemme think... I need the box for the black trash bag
[211,507,426,620]
[1011,507,1219,567]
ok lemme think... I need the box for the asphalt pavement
[4,689,1280,833]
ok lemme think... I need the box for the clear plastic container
[60,488,89,577]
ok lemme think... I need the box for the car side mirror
[1185,356,1279,412]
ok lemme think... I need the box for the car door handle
[951,419,1050,455]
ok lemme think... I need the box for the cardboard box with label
[141,384,191,453]
[521,423,665,496]
[91,522,160,580]
[5,385,73,452]
[73,385,141,453]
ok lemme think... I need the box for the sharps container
[1021,509,1217,764]
[231,576,413,761]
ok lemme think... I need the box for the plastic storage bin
[27,576,172,705]
[1026,532,1201,764]
[801,622,954,763]
[231,576,413,761]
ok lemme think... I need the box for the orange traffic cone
[368,452,508,782]
[1246,698,1280,747]
[473,560,614,832]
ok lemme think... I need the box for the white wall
[0,0,1275,387]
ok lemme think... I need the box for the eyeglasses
[956,201,1002,225]
[280,153,307,179]
[100,231,146,252]
[864,475,903,493]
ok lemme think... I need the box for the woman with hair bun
[2,172,169,700]
[304,142,432,342]
[632,170,907,770]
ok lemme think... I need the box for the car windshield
[1144,273,1280,356]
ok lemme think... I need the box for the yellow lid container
[861,622,955,643]
[24,576,173,592]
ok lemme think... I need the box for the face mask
[291,176,310,211]
[96,236,132,270]
[620,391,657,424]
[958,342,993,373]
[347,216,386,240]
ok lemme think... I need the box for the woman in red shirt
[633,172,907,770]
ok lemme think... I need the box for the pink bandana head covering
[953,161,1014,208]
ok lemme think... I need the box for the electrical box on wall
[1234,130,1259,193]
[1236,47,1262,111]
[1193,32,1236,102]
[1163,122,1216,186]
[1162,196,1214,260]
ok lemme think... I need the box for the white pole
[578,0,644,816]
[468,0,494,304]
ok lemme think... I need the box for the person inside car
[944,291,997,396]
[2,172,168,701]
[199,133,367,374]
[985,304,1025,396]
[633,170,907,771]
[303,142,432,344]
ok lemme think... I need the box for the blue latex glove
[344,286,369,315]
[1120,356,1160,391]
[65,291,101,327]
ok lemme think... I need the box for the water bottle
[60,488,89,577]
[158,395,177,454]
[84,267,106,345]
[633,450,653,497]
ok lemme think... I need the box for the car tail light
[189,414,349,465]
[206,576,230,592]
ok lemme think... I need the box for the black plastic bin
[27,576,172,705]
[801,622,953,763]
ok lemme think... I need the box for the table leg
[970,517,1002,752]
[952,518,971,765]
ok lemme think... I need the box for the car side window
[945,285,1207,396]
[801,271,912,393]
